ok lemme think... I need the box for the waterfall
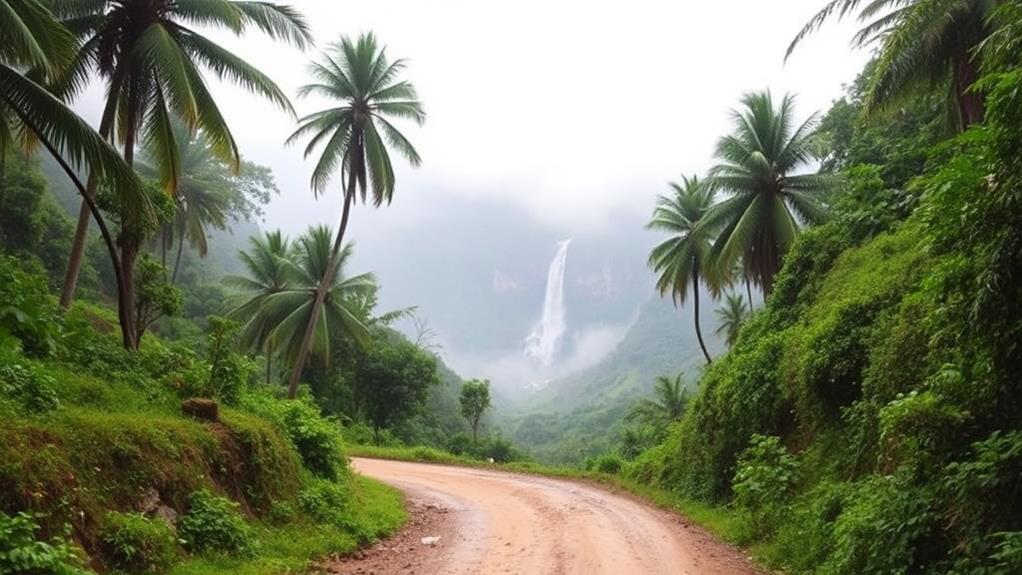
[525,239,572,366]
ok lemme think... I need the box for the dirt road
[333,458,761,575]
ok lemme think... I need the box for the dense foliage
[622,14,1022,571]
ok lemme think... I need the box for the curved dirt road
[343,458,760,575]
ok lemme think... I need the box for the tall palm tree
[224,230,291,385]
[647,175,719,365]
[1,0,147,347]
[701,92,832,297]
[257,226,374,372]
[715,292,749,348]
[284,32,425,398]
[787,0,994,128]
[54,0,312,348]
[628,374,689,427]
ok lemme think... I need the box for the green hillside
[505,295,723,464]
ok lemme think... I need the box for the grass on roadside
[170,476,405,575]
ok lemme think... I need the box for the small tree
[459,379,491,444]
[353,331,438,442]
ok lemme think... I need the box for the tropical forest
[1,1,1021,574]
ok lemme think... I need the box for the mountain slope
[505,293,727,464]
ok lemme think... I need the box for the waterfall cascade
[524,239,572,366]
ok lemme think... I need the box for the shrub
[266,501,295,526]
[241,392,345,480]
[822,475,937,575]
[445,432,474,456]
[0,511,89,575]
[0,255,59,357]
[0,362,59,413]
[177,490,255,556]
[297,480,369,542]
[732,435,799,536]
[478,436,519,463]
[98,512,178,573]
[589,453,624,475]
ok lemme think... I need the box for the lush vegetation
[5,1,1022,574]
[566,3,1022,573]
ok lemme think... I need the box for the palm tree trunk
[171,233,185,284]
[29,120,126,328]
[286,173,357,398]
[265,347,273,386]
[59,97,118,310]
[952,45,985,129]
[693,268,712,365]
[746,277,753,308]
[119,101,141,350]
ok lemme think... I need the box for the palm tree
[257,226,375,373]
[715,292,748,348]
[1,0,148,348]
[225,230,291,385]
[54,0,312,348]
[701,92,832,297]
[647,175,719,365]
[284,32,425,398]
[144,125,230,283]
[628,374,689,427]
[787,0,994,128]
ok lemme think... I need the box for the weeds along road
[345,458,761,575]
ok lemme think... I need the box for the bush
[0,256,59,358]
[478,436,519,463]
[822,475,936,575]
[732,435,799,536]
[0,362,59,413]
[98,511,179,573]
[177,489,256,556]
[266,501,295,526]
[297,480,369,542]
[588,453,625,475]
[241,392,345,480]
[0,511,89,575]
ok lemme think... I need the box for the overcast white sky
[77,0,870,239]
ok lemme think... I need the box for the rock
[137,487,160,514]
[154,504,178,527]
[181,398,219,422]
[420,536,441,546]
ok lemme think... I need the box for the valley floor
[333,458,761,575]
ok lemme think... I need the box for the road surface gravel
[322,458,762,575]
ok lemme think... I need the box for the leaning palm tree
[1,0,148,349]
[257,226,375,374]
[55,0,312,346]
[701,92,832,297]
[628,374,689,427]
[787,0,994,128]
[647,175,720,365]
[284,32,425,398]
[225,230,292,385]
[715,292,748,348]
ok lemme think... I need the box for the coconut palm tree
[143,125,230,283]
[283,32,425,397]
[701,92,832,297]
[224,230,291,385]
[787,0,994,129]
[715,292,749,348]
[54,0,312,348]
[628,374,689,427]
[1,0,148,348]
[257,226,375,373]
[647,175,720,365]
